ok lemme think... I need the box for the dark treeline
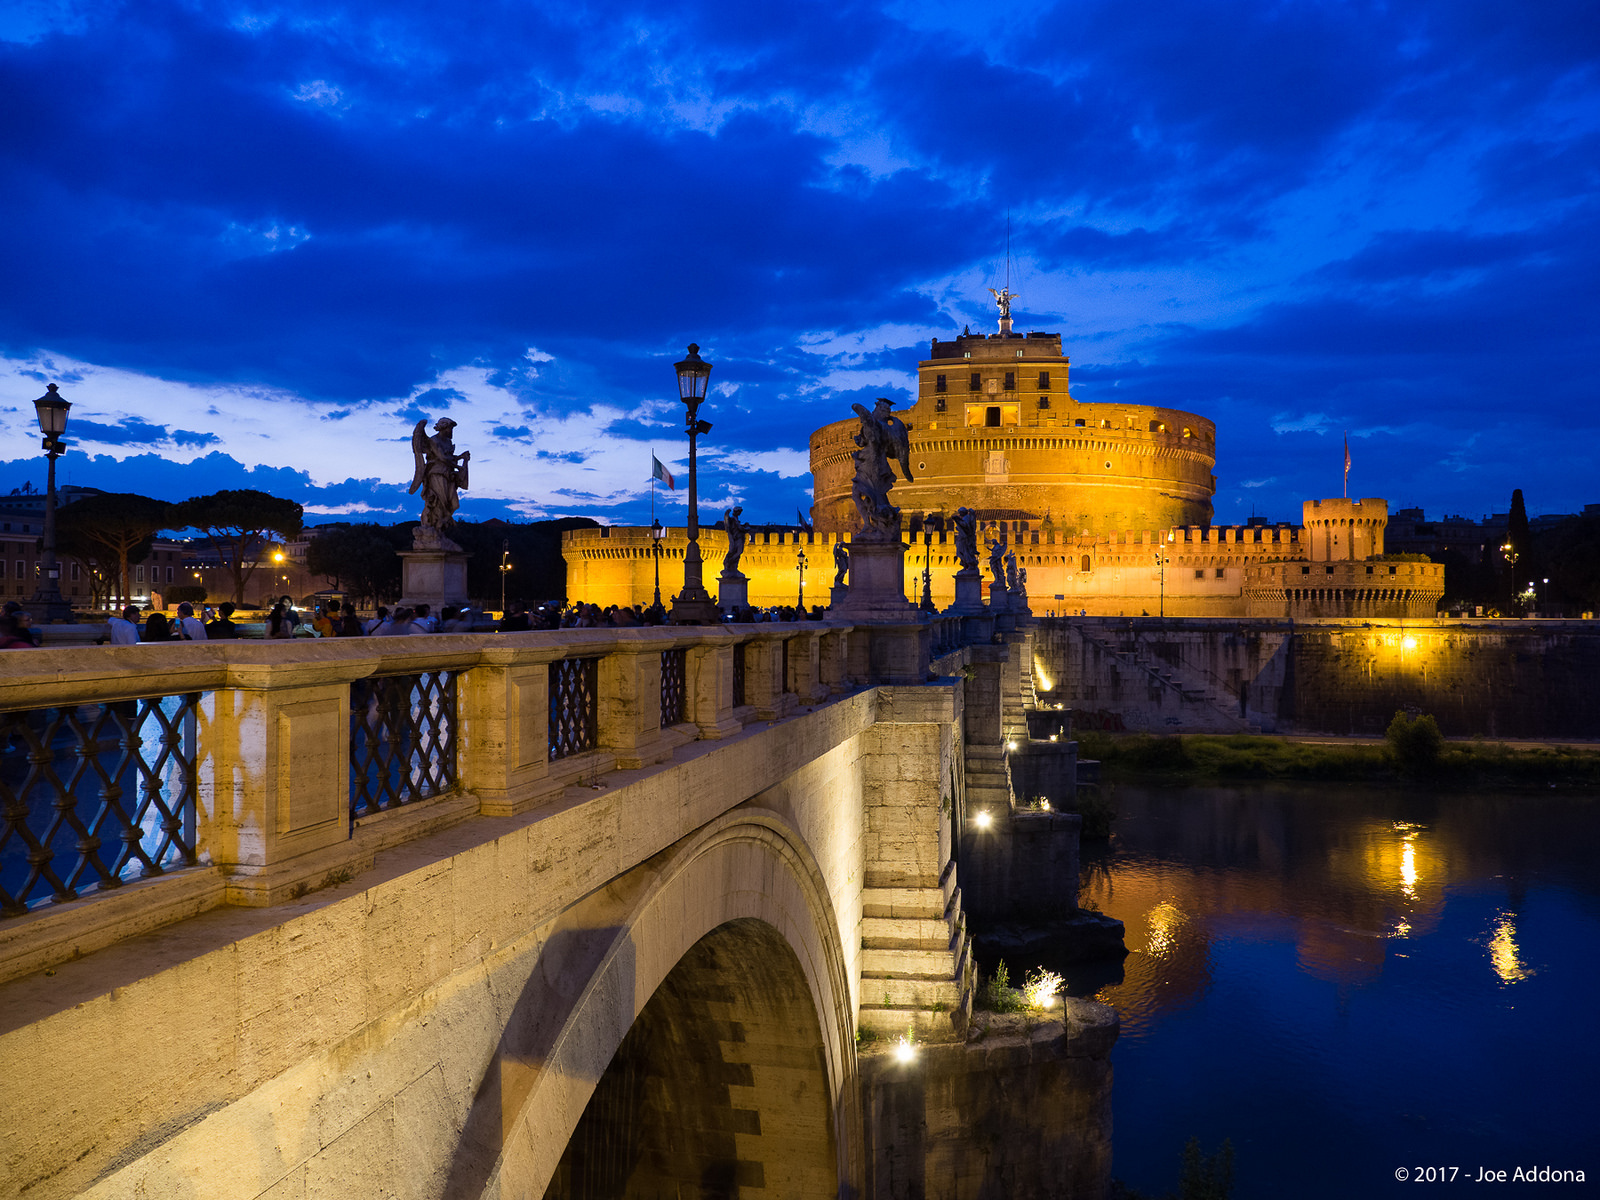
[306,517,598,607]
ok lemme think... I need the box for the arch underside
[543,919,837,1200]
[465,810,861,1200]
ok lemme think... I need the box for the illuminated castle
[564,305,1443,619]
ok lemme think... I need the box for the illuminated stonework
[809,330,1217,536]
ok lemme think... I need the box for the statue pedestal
[828,538,919,622]
[717,572,748,614]
[988,580,1011,608]
[947,569,985,615]
[830,584,850,608]
[399,549,470,612]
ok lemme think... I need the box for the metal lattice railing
[732,643,747,708]
[1,696,200,917]
[349,671,459,821]
[660,649,686,727]
[550,656,598,761]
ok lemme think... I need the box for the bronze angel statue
[848,397,914,539]
[409,417,470,549]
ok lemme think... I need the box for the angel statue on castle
[409,417,471,550]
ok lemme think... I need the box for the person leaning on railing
[0,613,36,649]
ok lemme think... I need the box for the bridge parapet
[0,623,870,985]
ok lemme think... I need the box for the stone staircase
[858,859,975,1039]
[1075,626,1255,733]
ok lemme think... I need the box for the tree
[178,489,304,605]
[304,523,407,605]
[449,517,600,605]
[55,492,175,609]
[1505,488,1531,608]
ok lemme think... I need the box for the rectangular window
[1038,397,1050,409]
[1038,371,1050,389]
[70,562,79,581]
[1074,418,1086,427]
[166,566,174,583]
[1003,371,1015,390]
[12,561,20,579]
[935,395,946,412]
[1194,569,1205,580]
[969,372,981,391]
[137,566,145,582]
[935,374,947,393]
[1214,568,1225,578]
[1300,566,1310,575]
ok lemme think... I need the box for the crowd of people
[0,595,833,649]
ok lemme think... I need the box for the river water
[1046,784,1600,1199]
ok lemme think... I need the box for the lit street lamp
[796,548,807,609]
[29,384,74,623]
[499,539,513,616]
[668,344,719,624]
[1155,533,1174,618]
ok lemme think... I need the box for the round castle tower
[809,321,1217,536]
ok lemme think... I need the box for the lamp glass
[674,343,712,402]
[33,387,71,437]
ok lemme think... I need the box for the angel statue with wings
[409,417,471,550]
[848,397,914,539]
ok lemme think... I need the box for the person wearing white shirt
[108,605,141,645]
[175,602,208,641]
[413,603,439,633]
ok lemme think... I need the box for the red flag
[652,454,676,490]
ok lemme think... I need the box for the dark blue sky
[1,0,1596,527]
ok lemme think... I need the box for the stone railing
[0,623,867,983]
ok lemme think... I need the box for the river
[1042,783,1599,1198]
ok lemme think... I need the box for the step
[860,974,963,1009]
[862,886,947,920]
[858,1005,963,1040]
[861,946,958,978]
[862,915,952,947]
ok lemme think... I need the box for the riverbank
[1074,731,1600,790]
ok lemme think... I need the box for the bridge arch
[461,808,862,1199]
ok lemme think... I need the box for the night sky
[2,1,1595,529]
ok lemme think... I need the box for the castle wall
[1032,617,1600,739]
[808,330,1216,537]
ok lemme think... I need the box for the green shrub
[1386,710,1444,774]
[979,960,1026,1013]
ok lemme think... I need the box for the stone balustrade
[0,622,869,984]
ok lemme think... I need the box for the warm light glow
[1400,837,1418,899]
[1035,668,1054,691]
[1489,914,1531,984]
[1007,740,1017,750]
[1145,901,1183,956]
[1049,733,1059,742]
[1024,968,1064,1009]
[272,551,284,563]
[1039,799,1051,811]
[975,810,992,829]
[894,1036,917,1063]
[1402,635,1417,650]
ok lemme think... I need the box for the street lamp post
[1155,533,1173,618]
[668,344,719,624]
[650,518,665,618]
[921,528,934,611]
[499,539,512,616]
[30,384,74,623]
[796,548,807,609]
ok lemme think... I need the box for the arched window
[1080,554,1092,572]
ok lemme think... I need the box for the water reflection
[1026,783,1600,1200]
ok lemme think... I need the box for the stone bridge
[0,622,1114,1199]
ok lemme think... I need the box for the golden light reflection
[1145,901,1184,956]
[1489,914,1532,984]
[1400,838,1418,899]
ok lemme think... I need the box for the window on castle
[1215,568,1225,578]
[1300,566,1310,575]
[935,374,947,393]
[1080,555,1092,572]
[969,373,981,391]
[1389,565,1398,575]
[1003,371,1015,390]
[1038,371,1050,389]
[1038,397,1050,409]
[1075,418,1086,427]
[935,395,946,412]
[1194,569,1205,580]
[985,407,1001,427]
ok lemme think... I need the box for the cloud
[0,0,1591,527]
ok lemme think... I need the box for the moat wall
[1034,618,1600,739]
